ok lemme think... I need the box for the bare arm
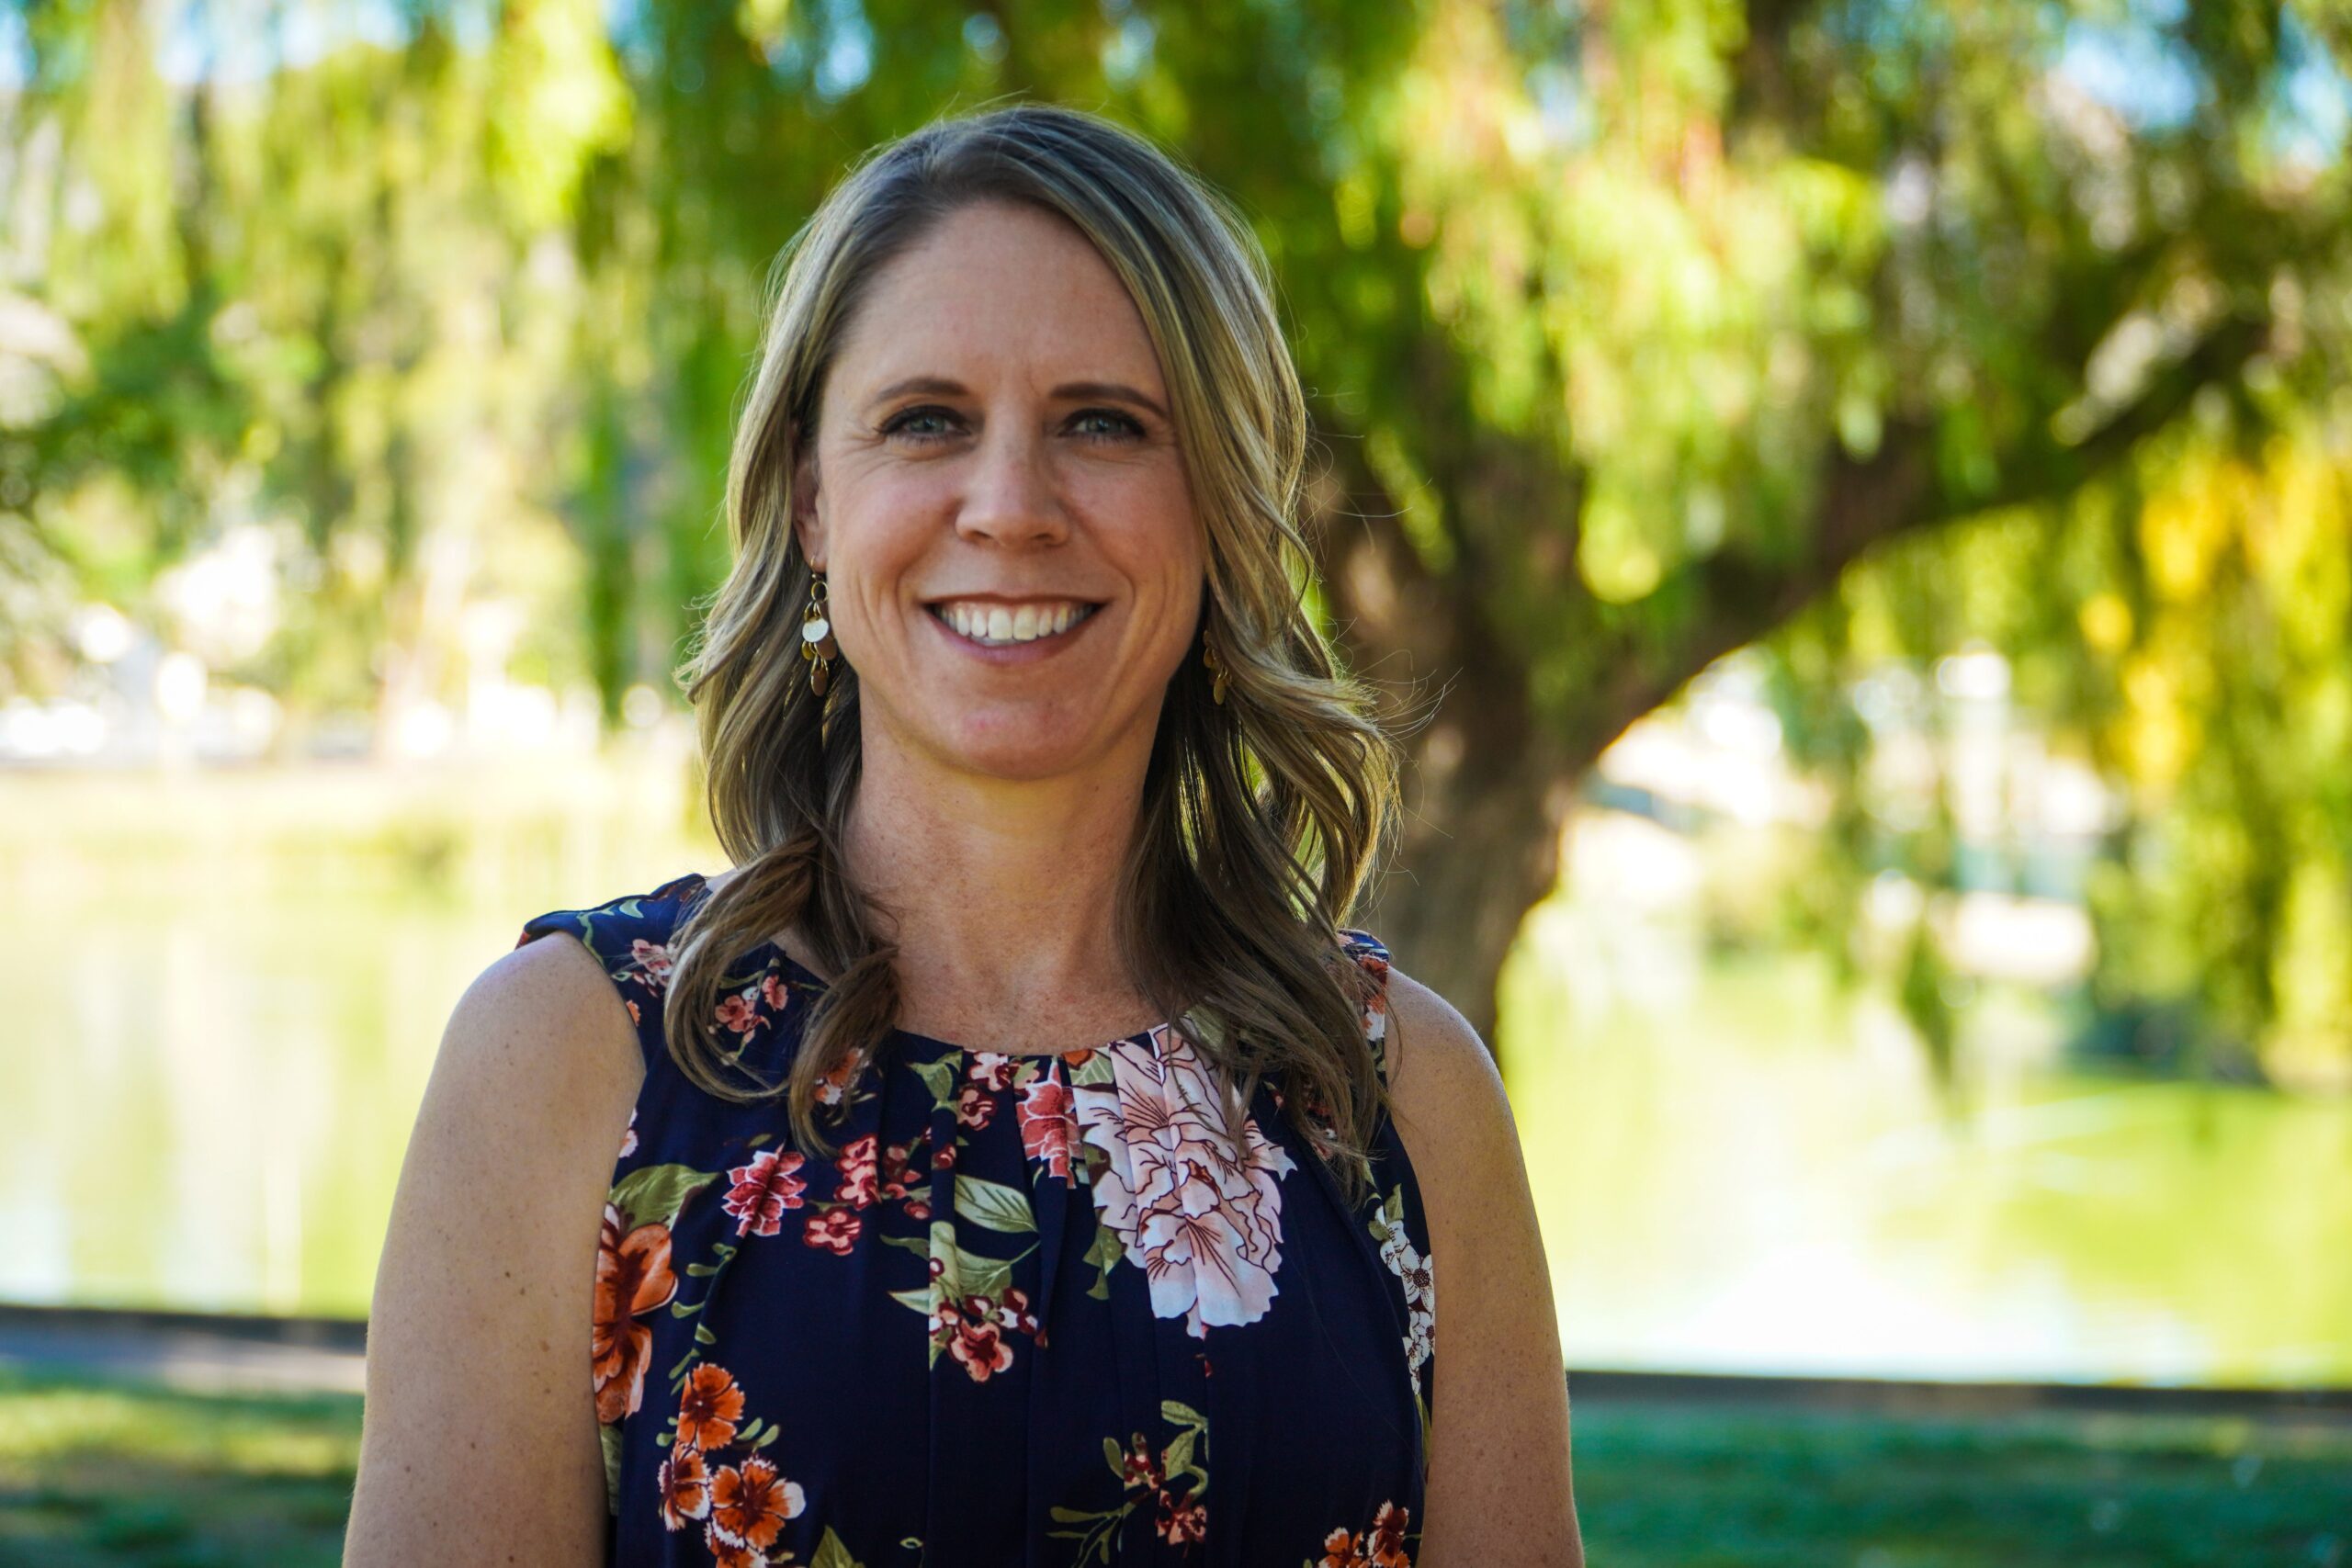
[1381,967,1584,1568]
[345,930,646,1565]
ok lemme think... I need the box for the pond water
[9,807,2347,1386]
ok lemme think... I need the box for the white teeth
[932,601,1096,646]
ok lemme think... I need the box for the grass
[0,1364,2346,1566]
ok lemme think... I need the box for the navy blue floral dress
[515,870,1434,1568]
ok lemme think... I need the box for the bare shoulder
[1375,962,1586,1568]
[343,928,645,1562]
[1378,966,1514,1152]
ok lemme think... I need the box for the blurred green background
[4,0,2350,1562]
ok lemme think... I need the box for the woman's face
[795,198,1204,784]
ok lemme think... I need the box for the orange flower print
[803,1206,860,1254]
[656,1443,711,1529]
[813,1045,861,1106]
[709,1454,805,1551]
[1367,1500,1412,1566]
[675,1362,746,1451]
[722,1148,808,1237]
[761,972,790,1012]
[592,1204,677,1423]
[1320,1501,1413,1568]
[705,1535,763,1568]
[618,1108,639,1158]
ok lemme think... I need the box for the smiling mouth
[924,600,1103,649]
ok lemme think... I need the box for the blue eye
[879,407,1147,445]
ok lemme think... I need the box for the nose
[954,422,1069,548]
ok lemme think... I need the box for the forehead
[829,199,1169,400]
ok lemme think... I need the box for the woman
[347,102,1579,1567]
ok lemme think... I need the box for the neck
[840,715,1156,1038]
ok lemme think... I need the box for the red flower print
[1017,1076,1079,1180]
[966,1050,1020,1091]
[904,1199,932,1222]
[592,1204,677,1423]
[946,1314,1014,1382]
[834,1134,879,1207]
[722,1149,808,1237]
[1368,1500,1412,1566]
[674,1362,746,1452]
[1121,1432,1164,1492]
[989,1287,1040,1337]
[628,937,675,991]
[1158,1490,1207,1544]
[803,1207,861,1254]
[932,1141,957,1170]
[656,1443,710,1529]
[710,1454,805,1550]
[954,1081,997,1130]
[715,986,762,1038]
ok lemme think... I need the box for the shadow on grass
[0,1362,2347,1566]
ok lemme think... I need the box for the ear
[789,432,825,570]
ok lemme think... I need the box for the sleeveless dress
[515,870,1435,1568]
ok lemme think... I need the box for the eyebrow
[864,376,1170,423]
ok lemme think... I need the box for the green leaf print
[953,1173,1037,1234]
[1081,1217,1124,1300]
[1069,1049,1117,1088]
[607,1163,718,1232]
[910,1052,963,1111]
[599,1421,623,1517]
[809,1526,866,1568]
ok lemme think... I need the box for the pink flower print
[1018,1075,1080,1181]
[1073,1027,1297,1337]
[1158,1491,1207,1544]
[761,972,789,1011]
[714,986,762,1038]
[803,1206,861,1254]
[835,1134,879,1207]
[954,1081,997,1130]
[721,1148,807,1237]
[932,1140,957,1170]
[966,1050,1020,1091]
[905,1198,933,1222]
[879,1141,918,1199]
[627,938,674,991]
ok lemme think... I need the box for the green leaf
[694,1323,716,1344]
[910,1053,963,1110]
[810,1525,866,1568]
[1162,1398,1207,1431]
[1102,1436,1126,1478]
[886,1284,936,1316]
[1070,1050,1117,1088]
[599,1422,623,1517]
[606,1163,718,1232]
[1163,1427,1196,1481]
[954,1173,1037,1234]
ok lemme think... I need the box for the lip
[922,599,1105,665]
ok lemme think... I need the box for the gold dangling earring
[801,572,840,696]
[1202,641,1230,705]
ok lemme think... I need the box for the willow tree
[13,0,2349,1074]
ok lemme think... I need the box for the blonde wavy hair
[665,100,1405,1204]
